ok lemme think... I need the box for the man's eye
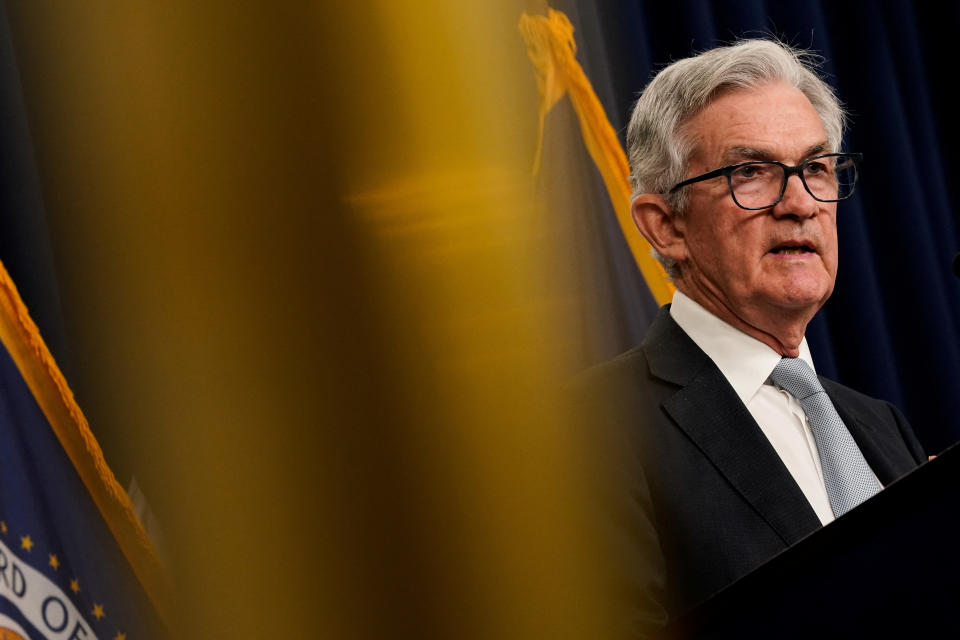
[804,161,828,175]
[731,164,767,180]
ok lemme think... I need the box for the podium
[664,443,960,638]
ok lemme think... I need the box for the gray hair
[626,39,846,278]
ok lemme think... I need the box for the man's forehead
[686,83,830,166]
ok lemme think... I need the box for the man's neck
[674,283,814,358]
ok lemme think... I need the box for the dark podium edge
[662,442,960,638]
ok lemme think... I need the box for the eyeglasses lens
[731,155,857,209]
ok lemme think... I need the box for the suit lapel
[643,309,822,545]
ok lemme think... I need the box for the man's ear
[631,194,687,264]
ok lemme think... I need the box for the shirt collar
[669,290,815,405]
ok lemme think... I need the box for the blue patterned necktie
[769,357,881,517]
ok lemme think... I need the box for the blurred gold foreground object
[7,1,623,636]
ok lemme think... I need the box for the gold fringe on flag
[0,260,172,628]
[519,7,675,305]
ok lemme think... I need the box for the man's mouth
[769,243,816,255]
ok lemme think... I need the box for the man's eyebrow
[721,147,773,163]
[721,142,830,164]
[802,142,829,158]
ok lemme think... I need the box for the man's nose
[772,174,817,218]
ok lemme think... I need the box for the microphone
[954,253,960,279]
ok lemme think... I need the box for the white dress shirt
[669,291,838,525]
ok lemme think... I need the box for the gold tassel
[519,7,675,305]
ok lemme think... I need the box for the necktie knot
[769,356,824,401]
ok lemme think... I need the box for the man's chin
[764,286,832,313]
[763,267,834,305]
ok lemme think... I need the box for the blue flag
[0,262,168,639]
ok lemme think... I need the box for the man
[579,39,926,635]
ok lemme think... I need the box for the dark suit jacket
[576,307,926,636]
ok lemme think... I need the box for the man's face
[675,81,839,331]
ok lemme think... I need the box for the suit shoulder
[566,344,666,436]
[573,344,650,390]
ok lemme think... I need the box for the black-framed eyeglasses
[668,152,862,210]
